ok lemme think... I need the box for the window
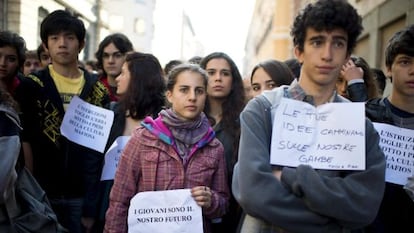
[37,7,49,45]
[134,18,146,35]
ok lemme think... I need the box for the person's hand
[81,217,95,233]
[341,59,364,81]
[273,169,282,180]
[191,186,211,209]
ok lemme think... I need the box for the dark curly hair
[291,0,363,54]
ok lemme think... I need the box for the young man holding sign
[232,0,386,232]
[365,24,414,232]
[15,10,110,233]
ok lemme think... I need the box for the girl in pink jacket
[105,63,230,233]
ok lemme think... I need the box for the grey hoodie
[232,83,386,233]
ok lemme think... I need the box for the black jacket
[348,82,368,102]
[15,67,110,217]
[365,98,394,124]
[364,97,414,233]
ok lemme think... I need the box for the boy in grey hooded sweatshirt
[232,1,386,232]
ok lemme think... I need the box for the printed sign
[270,97,365,170]
[373,123,414,185]
[101,136,131,181]
[128,189,203,233]
[61,96,114,153]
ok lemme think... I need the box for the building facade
[0,0,156,61]
[100,0,155,53]
[244,0,414,85]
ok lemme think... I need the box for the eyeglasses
[102,51,124,60]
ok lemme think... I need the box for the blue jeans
[50,197,83,233]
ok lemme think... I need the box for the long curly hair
[200,52,246,165]
[200,52,246,132]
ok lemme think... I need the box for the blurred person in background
[96,52,166,232]
[337,55,380,102]
[0,30,35,180]
[22,49,41,76]
[189,55,203,65]
[284,58,301,79]
[371,67,387,96]
[84,60,99,74]
[250,59,295,97]
[200,52,245,233]
[37,43,51,68]
[242,77,253,103]
[0,30,26,97]
[163,59,183,76]
[95,33,133,102]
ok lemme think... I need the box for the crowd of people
[1,0,413,232]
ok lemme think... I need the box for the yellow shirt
[49,65,85,111]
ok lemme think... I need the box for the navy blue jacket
[365,98,414,233]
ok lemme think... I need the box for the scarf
[160,109,210,160]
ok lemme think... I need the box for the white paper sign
[373,123,414,185]
[60,96,114,153]
[101,136,131,181]
[270,97,365,170]
[128,189,203,233]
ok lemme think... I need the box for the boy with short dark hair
[365,24,414,233]
[15,10,109,233]
[232,0,386,232]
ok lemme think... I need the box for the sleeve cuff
[281,167,304,197]
[347,79,364,85]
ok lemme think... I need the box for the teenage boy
[365,24,414,233]
[232,0,386,232]
[15,10,109,233]
[95,33,133,101]
[22,49,41,76]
